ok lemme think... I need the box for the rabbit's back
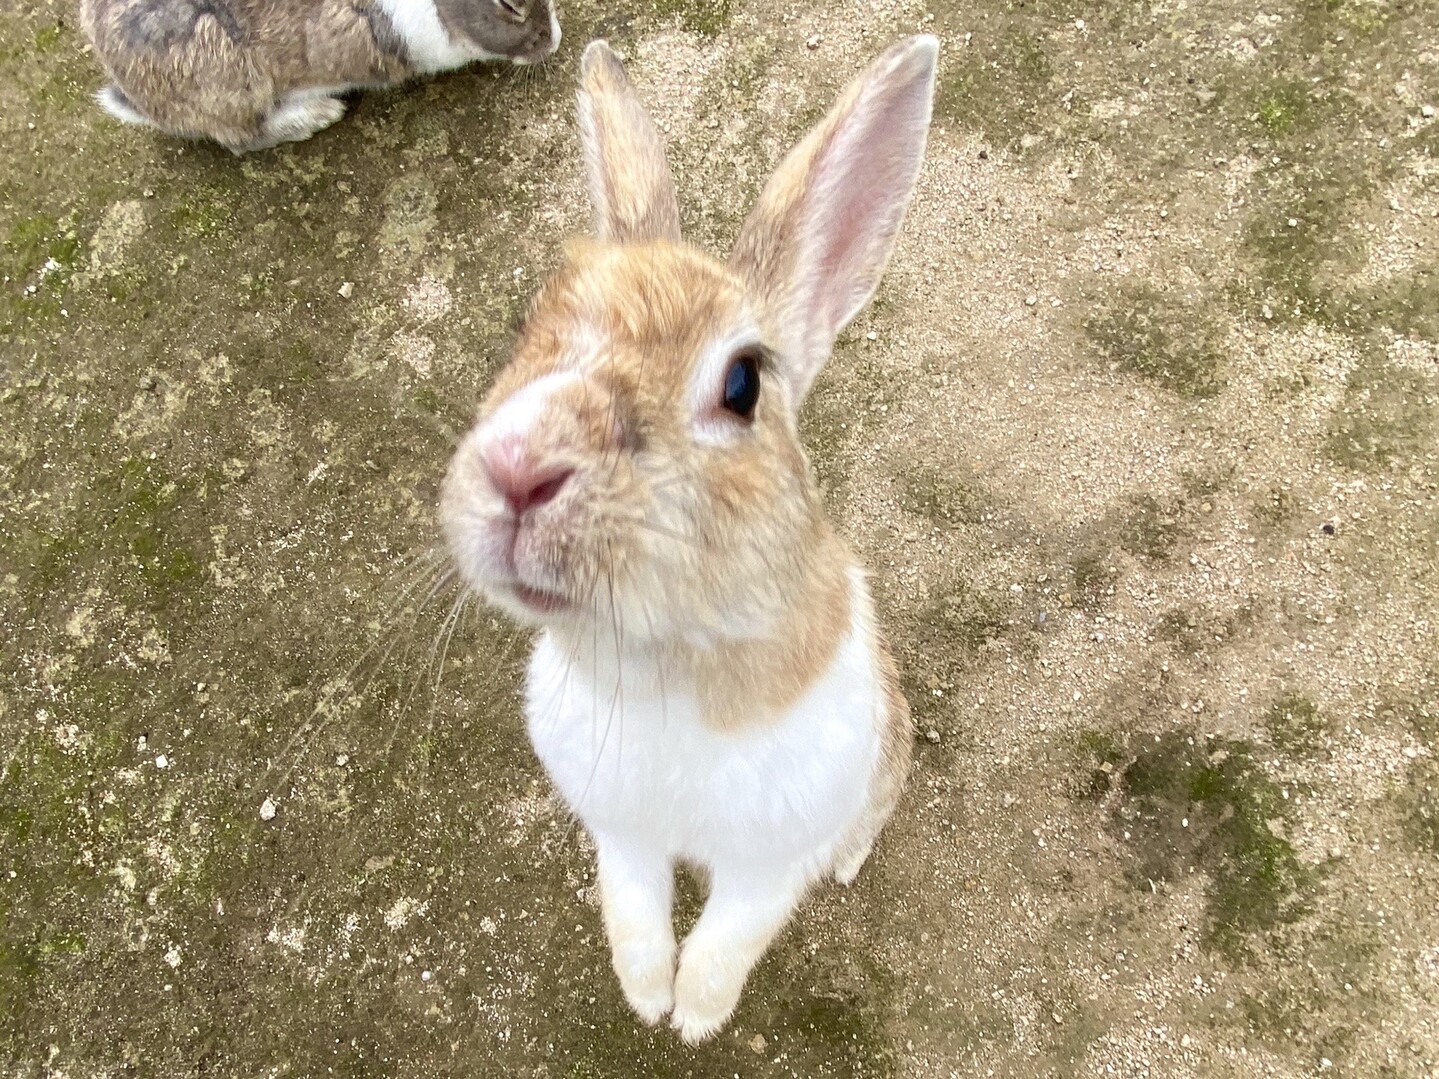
[80,0,409,148]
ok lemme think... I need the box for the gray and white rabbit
[79,0,560,153]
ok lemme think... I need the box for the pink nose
[482,436,574,517]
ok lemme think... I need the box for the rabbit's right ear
[577,41,682,244]
[729,36,938,408]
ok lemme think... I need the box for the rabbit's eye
[721,351,761,420]
[494,0,527,20]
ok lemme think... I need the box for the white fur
[373,0,500,73]
[97,85,153,127]
[524,570,883,1041]
[486,370,578,442]
[260,91,347,145]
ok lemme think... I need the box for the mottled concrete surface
[2,0,1438,1075]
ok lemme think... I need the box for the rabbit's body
[441,38,937,1042]
[527,567,909,887]
[80,0,559,152]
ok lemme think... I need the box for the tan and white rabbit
[440,36,937,1042]
[79,0,560,153]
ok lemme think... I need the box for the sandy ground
[2,0,1437,1075]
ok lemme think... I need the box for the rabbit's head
[441,37,937,643]
[434,0,560,65]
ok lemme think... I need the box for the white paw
[612,939,675,1026]
[262,95,347,145]
[669,943,743,1045]
[832,837,874,886]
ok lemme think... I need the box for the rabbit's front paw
[612,937,675,1025]
[670,941,743,1045]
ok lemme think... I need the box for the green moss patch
[1265,693,1331,758]
[1322,356,1437,471]
[935,29,1053,148]
[2,213,83,331]
[1397,760,1439,854]
[898,465,988,528]
[1256,82,1313,136]
[12,454,211,620]
[1156,603,1256,656]
[651,0,733,36]
[1234,143,1377,327]
[1348,258,1439,341]
[1080,729,1315,957]
[1084,287,1224,398]
[1117,494,1185,562]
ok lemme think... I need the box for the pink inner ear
[804,73,934,339]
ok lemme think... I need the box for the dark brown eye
[494,0,526,20]
[721,351,761,420]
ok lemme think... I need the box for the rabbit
[439,35,937,1043]
[79,0,560,153]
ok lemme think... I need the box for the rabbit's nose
[482,436,574,517]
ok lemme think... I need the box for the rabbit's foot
[670,940,744,1045]
[612,936,675,1025]
[97,85,154,127]
[257,93,347,148]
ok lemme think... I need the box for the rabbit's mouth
[509,581,574,615]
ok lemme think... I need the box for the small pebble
[1074,18,1085,30]
[154,754,169,769]
[749,1034,767,1054]
[1025,295,1038,306]
[421,969,433,982]
[337,281,354,299]
[1287,217,1298,227]
[925,728,941,744]
[259,797,277,822]
[865,330,877,341]
[1423,104,1436,118]
[336,753,350,767]
[805,35,821,49]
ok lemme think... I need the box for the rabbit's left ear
[729,36,938,408]
[576,41,682,244]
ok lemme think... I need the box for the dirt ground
[2,0,1437,1075]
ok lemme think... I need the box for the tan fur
[455,239,838,693]
[469,240,873,730]
[444,37,933,749]
[437,29,932,891]
[439,36,937,1041]
[576,46,682,243]
[79,0,556,153]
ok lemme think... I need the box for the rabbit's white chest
[523,579,881,871]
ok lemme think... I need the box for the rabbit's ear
[577,41,682,244]
[729,36,937,407]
